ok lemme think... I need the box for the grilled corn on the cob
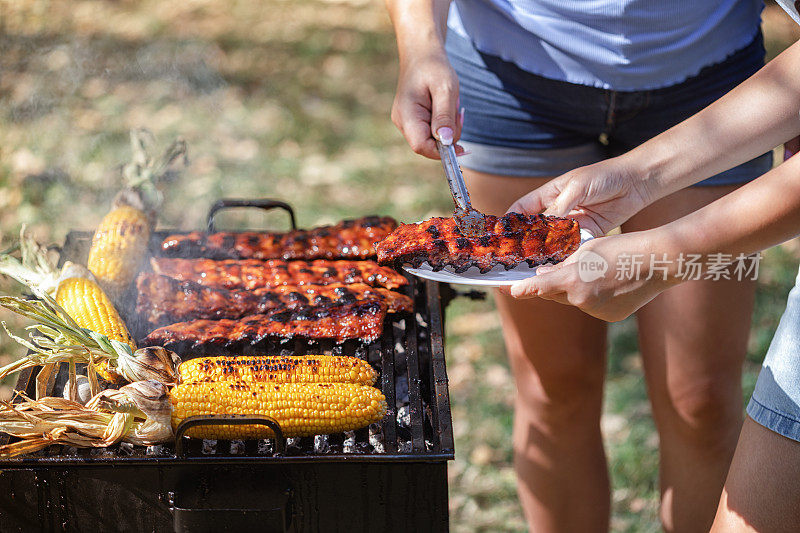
[54,270,136,351]
[1,232,181,386]
[53,271,183,385]
[54,264,134,385]
[0,248,136,384]
[86,129,186,301]
[177,355,377,386]
[169,381,387,439]
[87,204,151,301]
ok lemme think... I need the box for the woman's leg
[465,169,611,532]
[711,417,800,532]
[622,186,757,532]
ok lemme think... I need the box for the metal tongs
[436,139,486,236]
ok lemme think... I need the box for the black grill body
[0,202,455,533]
[0,462,448,532]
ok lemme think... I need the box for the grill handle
[206,198,297,232]
[174,414,286,457]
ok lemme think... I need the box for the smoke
[1,18,231,233]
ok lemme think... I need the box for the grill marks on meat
[160,216,397,260]
[376,213,581,273]
[136,273,412,327]
[151,258,408,290]
[141,301,388,345]
[148,221,410,347]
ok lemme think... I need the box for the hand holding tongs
[436,139,486,237]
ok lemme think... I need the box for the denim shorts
[447,31,773,185]
[747,266,800,443]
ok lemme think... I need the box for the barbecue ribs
[151,258,408,290]
[376,213,580,273]
[141,301,388,346]
[160,216,397,260]
[136,273,412,327]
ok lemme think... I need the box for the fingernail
[456,149,472,157]
[437,127,454,145]
[536,266,554,275]
[459,108,465,127]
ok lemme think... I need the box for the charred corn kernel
[177,355,377,386]
[55,276,135,384]
[87,204,150,300]
[169,381,387,439]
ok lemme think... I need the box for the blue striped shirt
[775,0,800,25]
[447,0,764,91]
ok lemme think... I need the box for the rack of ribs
[376,212,581,273]
[159,216,397,260]
[140,301,388,346]
[150,258,408,291]
[136,273,413,327]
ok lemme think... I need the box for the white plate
[403,229,594,287]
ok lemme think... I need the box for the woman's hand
[390,49,464,159]
[500,230,680,322]
[507,155,656,236]
[500,152,669,321]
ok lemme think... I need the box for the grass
[1,1,799,530]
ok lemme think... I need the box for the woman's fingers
[393,96,438,159]
[509,264,570,299]
[564,213,605,238]
[390,53,461,160]
[508,262,597,308]
[507,184,558,215]
[407,119,440,159]
[506,175,584,217]
[500,232,675,323]
[430,80,460,145]
[394,106,466,159]
[542,179,585,218]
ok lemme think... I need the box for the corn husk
[116,128,187,219]
[119,347,181,385]
[0,227,61,297]
[0,382,174,457]
[0,292,180,386]
[87,380,174,444]
[0,231,109,300]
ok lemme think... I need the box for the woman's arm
[510,40,800,236]
[385,0,463,158]
[385,0,450,65]
[634,40,800,198]
[505,153,800,321]
[662,157,800,260]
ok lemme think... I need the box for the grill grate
[0,230,454,465]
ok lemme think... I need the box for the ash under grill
[0,205,455,532]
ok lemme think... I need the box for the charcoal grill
[0,199,456,532]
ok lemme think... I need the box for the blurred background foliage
[1,1,799,530]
